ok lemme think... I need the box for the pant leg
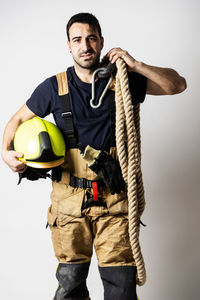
[48,211,93,299]
[93,213,137,300]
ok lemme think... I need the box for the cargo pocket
[103,189,128,215]
[47,205,57,228]
[47,205,77,229]
[51,181,85,217]
[47,205,75,262]
[47,204,92,263]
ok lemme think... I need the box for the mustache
[80,50,95,56]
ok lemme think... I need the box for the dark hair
[66,12,102,40]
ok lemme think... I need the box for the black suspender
[60,94,78,149]
[109,91,116,148]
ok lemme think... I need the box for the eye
[73,38,81,43]
[90,37,97,41]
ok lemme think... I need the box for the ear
[67,40,71,53]
[101,37,104,50]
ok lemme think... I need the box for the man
[2,12,186,300]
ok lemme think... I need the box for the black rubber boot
[54,262,90,300]
[98,265,137,300]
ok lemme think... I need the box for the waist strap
[70,174,101,189]
[70,175,107,209]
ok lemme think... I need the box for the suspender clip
[61,112,72,119]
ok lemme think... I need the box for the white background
[0,0,199,299]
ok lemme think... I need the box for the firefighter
[1,12,186,300]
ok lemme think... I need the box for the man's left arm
[108,48,187,95]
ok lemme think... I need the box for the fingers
[17,164,27,173]
[15,152,24,159]
[107,47,136,71]
[107,48,128,63]
[12,152,27,172]
[107,47,124,63]
[3,150,27,172]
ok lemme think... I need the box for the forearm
[1,104,35,171]
[132,61,187,95]
[1,116,26,172]
[108,48,187,95]
[2,104,35,153]
[2,116,22,154]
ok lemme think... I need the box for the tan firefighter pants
[48,181,135,267]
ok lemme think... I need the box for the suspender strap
[109,90,116,147]
[56,72,77,148]
[56,72,69,96]
[60,94,77,148]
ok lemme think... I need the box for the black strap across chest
[60,92,116,150]
[60,94,77,149]
[109,91,116,149]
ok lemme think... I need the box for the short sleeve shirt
[26,67,147,150]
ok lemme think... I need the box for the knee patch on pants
[54,262,90,299]
[99,265,137,300]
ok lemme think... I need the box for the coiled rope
[115,58,146,286]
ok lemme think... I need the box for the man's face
[67,22,104,70]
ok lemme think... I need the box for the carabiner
[89,63,116,109]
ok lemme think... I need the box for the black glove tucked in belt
[81,145,125,195]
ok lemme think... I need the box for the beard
[73,50,100,70]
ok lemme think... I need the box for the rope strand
[115,58,146,286]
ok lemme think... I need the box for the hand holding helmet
[2,150,27,173]
[8,117,66,183]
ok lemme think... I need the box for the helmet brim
[20,157,65,168]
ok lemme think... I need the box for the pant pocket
[51,181,85,217]
[48,209,93,263]
[102,189,128,215]
[47,205,57,228]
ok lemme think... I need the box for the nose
[81,38,91,52]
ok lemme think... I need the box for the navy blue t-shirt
[26,67,147,150]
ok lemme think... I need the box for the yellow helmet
[14,117,66,168]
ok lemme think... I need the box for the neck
[73,61,101,83]
[73,65,93,83]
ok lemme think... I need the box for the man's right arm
[1,104,36,172]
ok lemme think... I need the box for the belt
[70,175,102,190]
[70,175,106,206]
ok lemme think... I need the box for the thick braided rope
[115,58,146,286]
[133,104,146,217]
[115,76,128,182]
